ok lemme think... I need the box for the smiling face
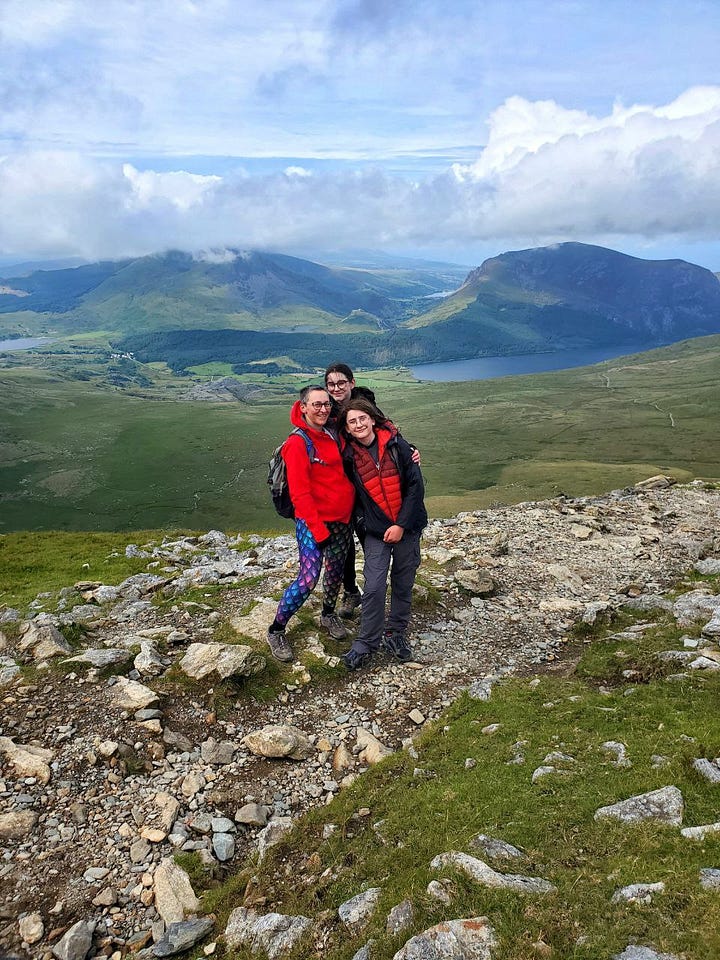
[344,407,376,446]
[325,371,355,403]
[301,388,332,429]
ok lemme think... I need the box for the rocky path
[1,479,719,959]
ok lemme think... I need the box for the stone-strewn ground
[1,480,719,959]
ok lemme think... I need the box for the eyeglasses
[307,400,332,410]
[326,379,349,390]
[346,415,371,427]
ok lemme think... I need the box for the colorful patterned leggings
[274,519,352,628]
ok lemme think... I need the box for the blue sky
[2,0,720,268]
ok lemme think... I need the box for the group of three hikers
[266,362,427,672]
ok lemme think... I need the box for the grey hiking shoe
[267,628,294,663]
[320,612,349,640]
[382,630,413,663]
[342,648,372,671]
[337,589,363,619]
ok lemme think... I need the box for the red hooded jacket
[282,400,355,543]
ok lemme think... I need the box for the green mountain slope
[3,243,720,364]
[1,335,719,532]
[407,242,720,349]
[0,250,467,337]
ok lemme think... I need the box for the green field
[1,336,719,532]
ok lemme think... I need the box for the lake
[411,344,650,382]
[0,337,51,351]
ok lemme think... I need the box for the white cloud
[1,88,720,262]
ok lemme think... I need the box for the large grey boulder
[681,821,720,840]
[107,677,160,711]
[153,859,199,924]
[230,599,280,642]
[430,852,556,894]
[0,810,38,840]
[453,569,495,596]
[672,590,720,627]
[613,947,681,960]
[338,887,383,933]
[152,918,213,957]
[243,724,313,760]
[0,737,54,784]
[65,649,131,669]
[386,899,414,936]
[51,920,95,960]
[700,868,720,890]
[19,621,71,660]
[236,802,269,827]
[134,641,167,677]
[594,786,684,826]
[392,917,496,959]
[693,758,720,783]
[257,817,293,861]
[469,835,525,862]
[356,727,393,765]
[201,737,236,764]
[18,912,45,944]
[224,907,312,958]
[179,641,265,680]
[0,655,19,687]
[611,882,665,903]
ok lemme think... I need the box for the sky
[2,0,720,269]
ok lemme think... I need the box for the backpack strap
[289,427,325,464]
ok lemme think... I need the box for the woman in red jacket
[266,385,356,663]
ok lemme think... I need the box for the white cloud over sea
[2,87,720,262]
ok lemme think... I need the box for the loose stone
[338,888,383,933]
[393,916,497,960]
[594,786,684,826]
[224,908,313,959]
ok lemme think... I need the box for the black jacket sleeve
[394,436,428,533]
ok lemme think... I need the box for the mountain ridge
[2,243,720,366]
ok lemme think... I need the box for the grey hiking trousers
[353,530,421,653]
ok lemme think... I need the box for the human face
[325,372,355,403]
[345,409,376,445]
[301,389,332,430]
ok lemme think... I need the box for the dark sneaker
[342,648,372,671]
[383,630,413,663]
[267,628,294,663]
[337,589,363,619]
[320,612,349,640]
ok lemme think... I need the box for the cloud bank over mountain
[2,1,719,264]
[2,87,720,261]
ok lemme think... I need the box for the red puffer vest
[350,424,403,522]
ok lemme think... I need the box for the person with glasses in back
[324,361,420,620]
[266,385,356,663]
[337,396,427,670]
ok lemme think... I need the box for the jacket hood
[289,399,328,434]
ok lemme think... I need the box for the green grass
[205,574,720,960]
[0,529,189,610]
[1,336,720,531]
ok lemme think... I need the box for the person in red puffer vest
[338,396,427,670]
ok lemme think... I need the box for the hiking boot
[337,589,363,619]
[342,648,373,671]
[382,630,413,663]
[266,628,294,663]
[320,612,349,640]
